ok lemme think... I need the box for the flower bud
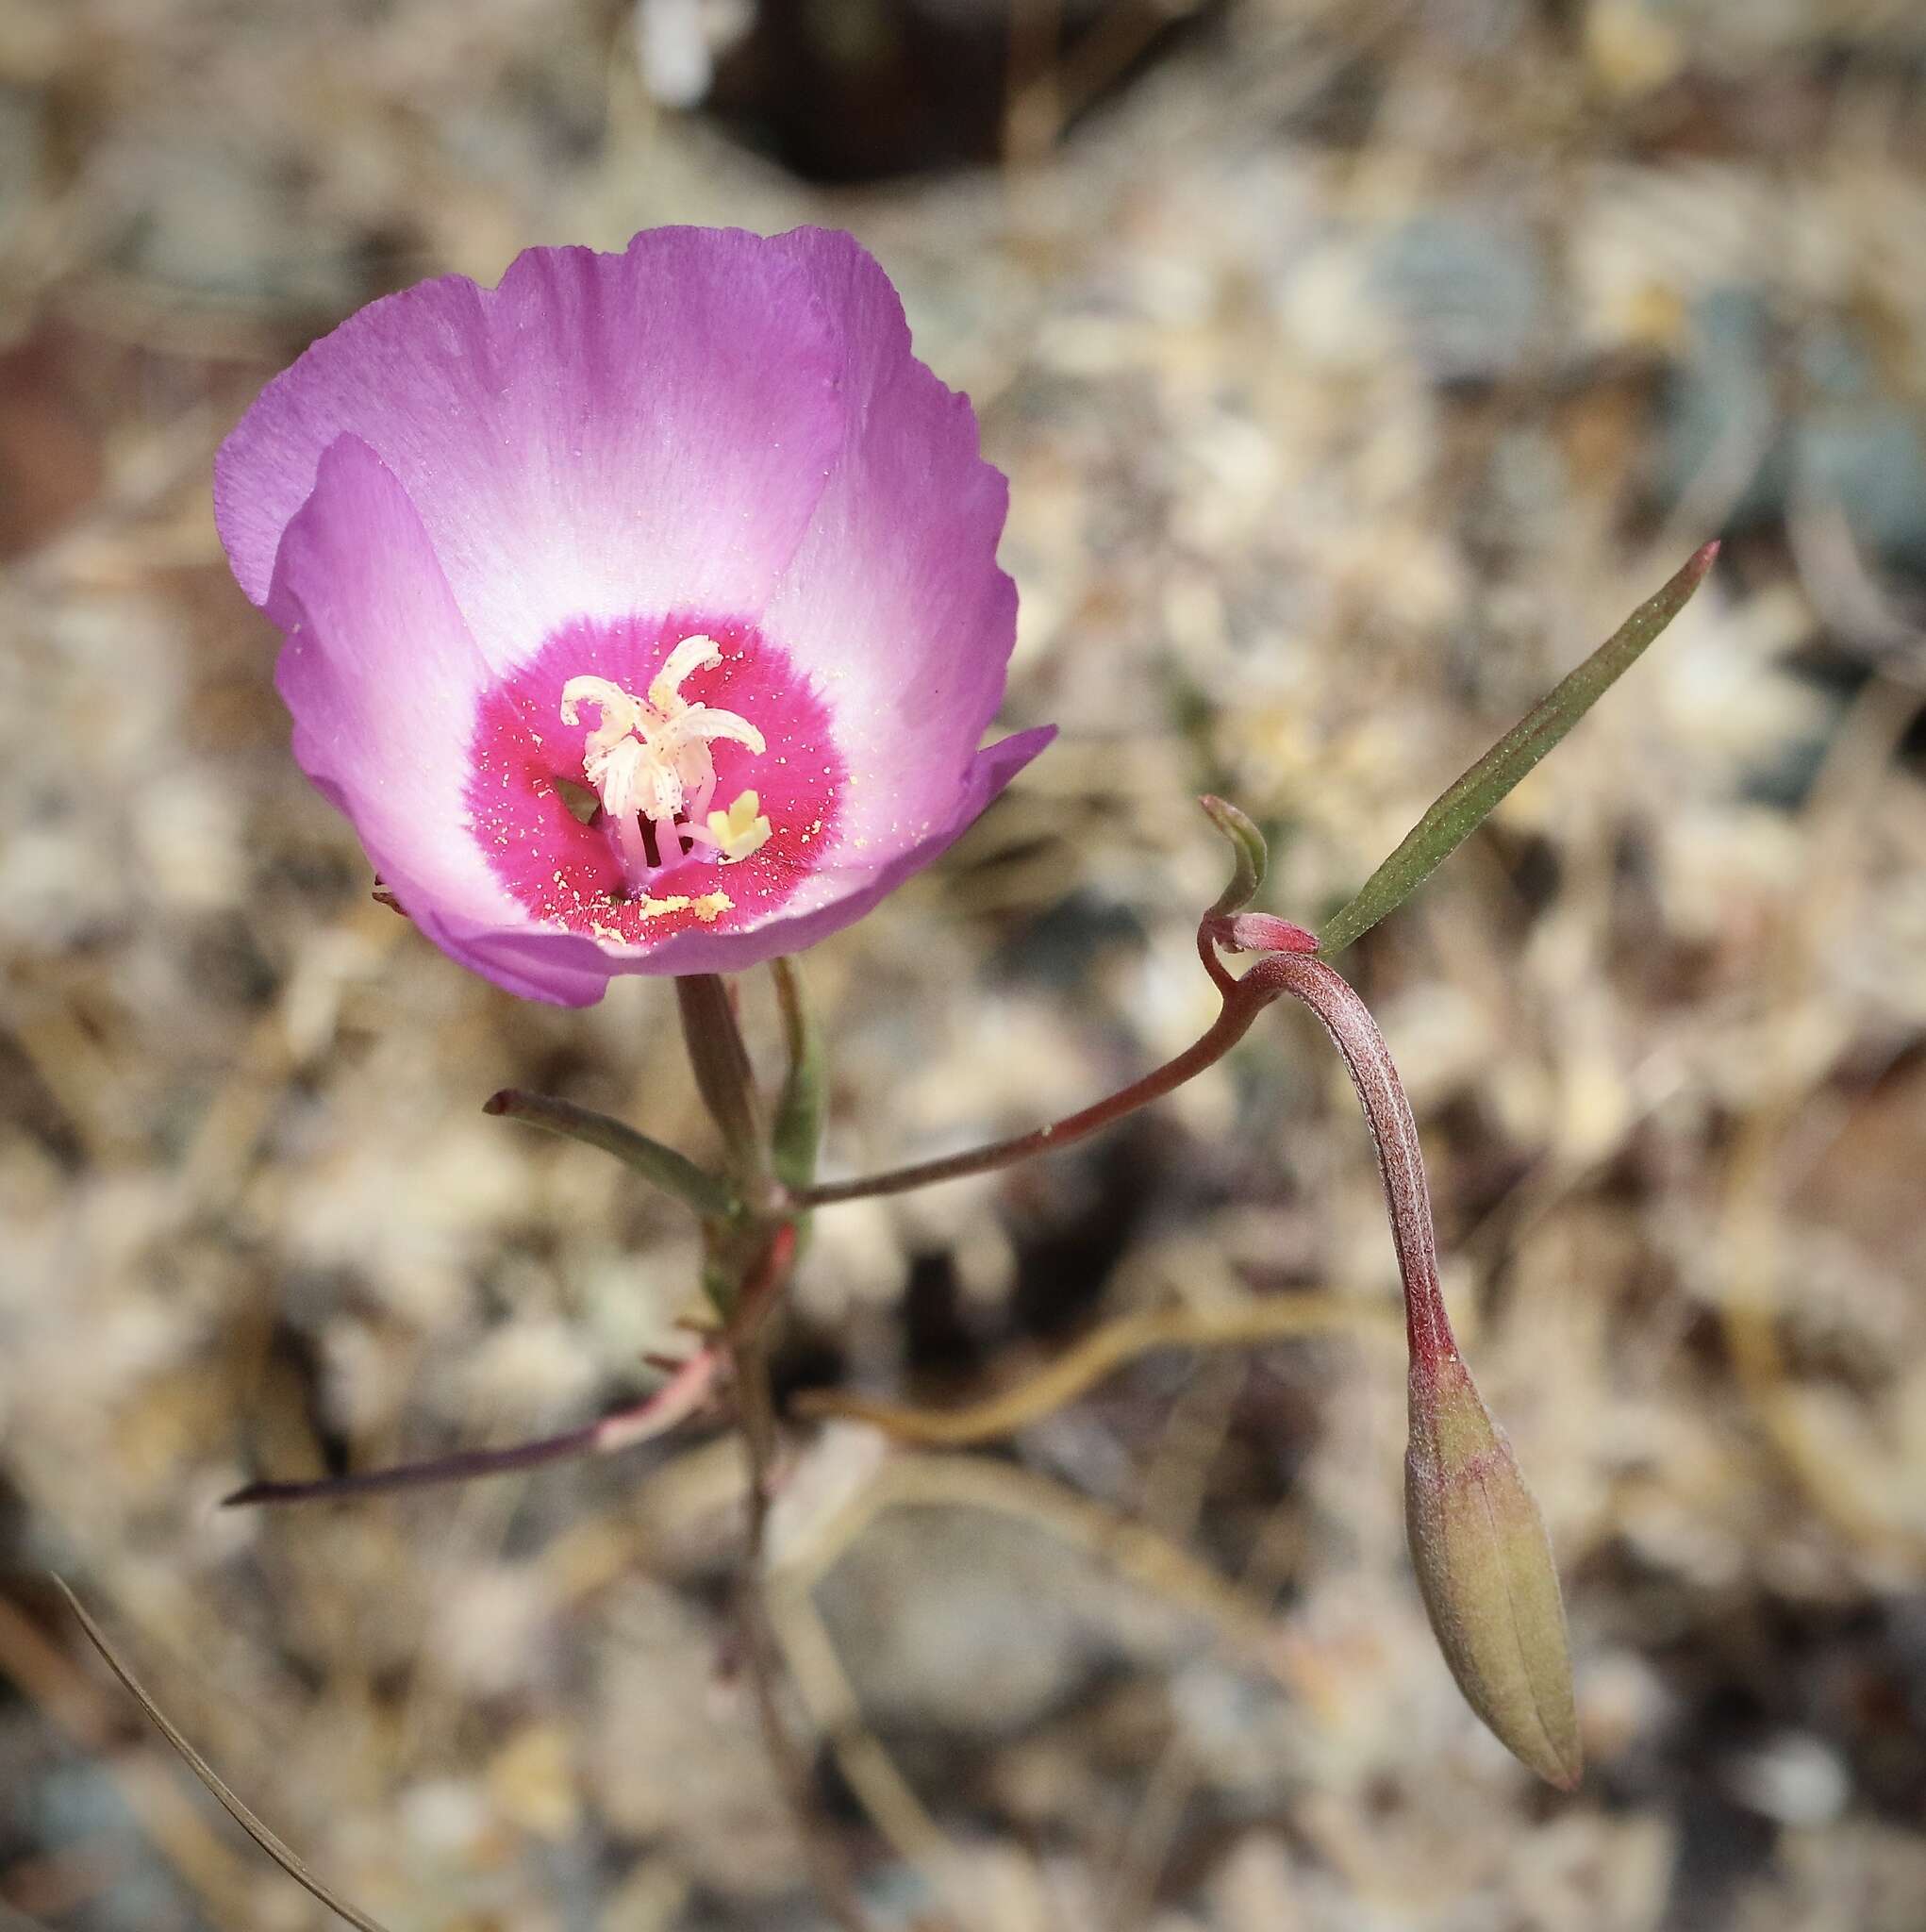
[1405,1351,1582,1789]
[1214,946,1583,1790]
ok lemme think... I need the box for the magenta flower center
[468,614,843,945]
[561,633,774,888]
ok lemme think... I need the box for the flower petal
[226,228,1054,1003]
[267,436,623,1003]
[415,909,617,1008]
[757,229,1022,861]
[266,436,574,963]
[220,229,847,669]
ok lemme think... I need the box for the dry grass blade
[52,1580,397,1932]
[794,1295,1397,1444]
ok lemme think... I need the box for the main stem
[731,1336,875,1932]
[671,982,873,1929]
[675,973,772,1195]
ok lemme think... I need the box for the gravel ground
[4,2,1926,1928]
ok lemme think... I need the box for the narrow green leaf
[482,1090,734,1217]
[768,956,827,1192]
[1318,541,1719,956]
[55,1579,399,1932]
[1199,795,1269,917]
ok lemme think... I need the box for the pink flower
[217,226,1052,1005]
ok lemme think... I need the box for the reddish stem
[724,1220,801,1346]
[794,985,1276,1207]
[1254,955,1456,1373]
[793,951,1456,1377]
[223,1350,720,1507]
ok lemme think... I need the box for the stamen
[705,790,772,864]
[648,634,722,714]
[559,677,641,757]
[559,639,769,888]
[672,706,765,755]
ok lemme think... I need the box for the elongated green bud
[769,955,828,1192]
[1405,1350,1581,1790]
[674,972,771,1191]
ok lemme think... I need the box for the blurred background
[5,0,1926,1926]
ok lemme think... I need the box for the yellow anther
[705,790,772,864]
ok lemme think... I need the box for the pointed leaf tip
[482,1089,732,1215]
[1200,795,1269,918]
[1317,543,1720,957]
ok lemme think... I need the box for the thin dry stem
[0,1592,251,1927]
[795,1295,1396,1445]
[730,1337,878,1932]
[797,979,1275,1206]
[224,1350,720,1507]
[53,1582,395,1932]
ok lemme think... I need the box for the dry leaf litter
[4,1,1926,1928]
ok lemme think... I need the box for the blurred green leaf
[483,1090,733,1216]
[1318,541,1719,956]
[770,955,828,1192]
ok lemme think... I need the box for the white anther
[648,634,723,714]
[674,705,766,757]
[560,677,642,758]
[592,736,650,820]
